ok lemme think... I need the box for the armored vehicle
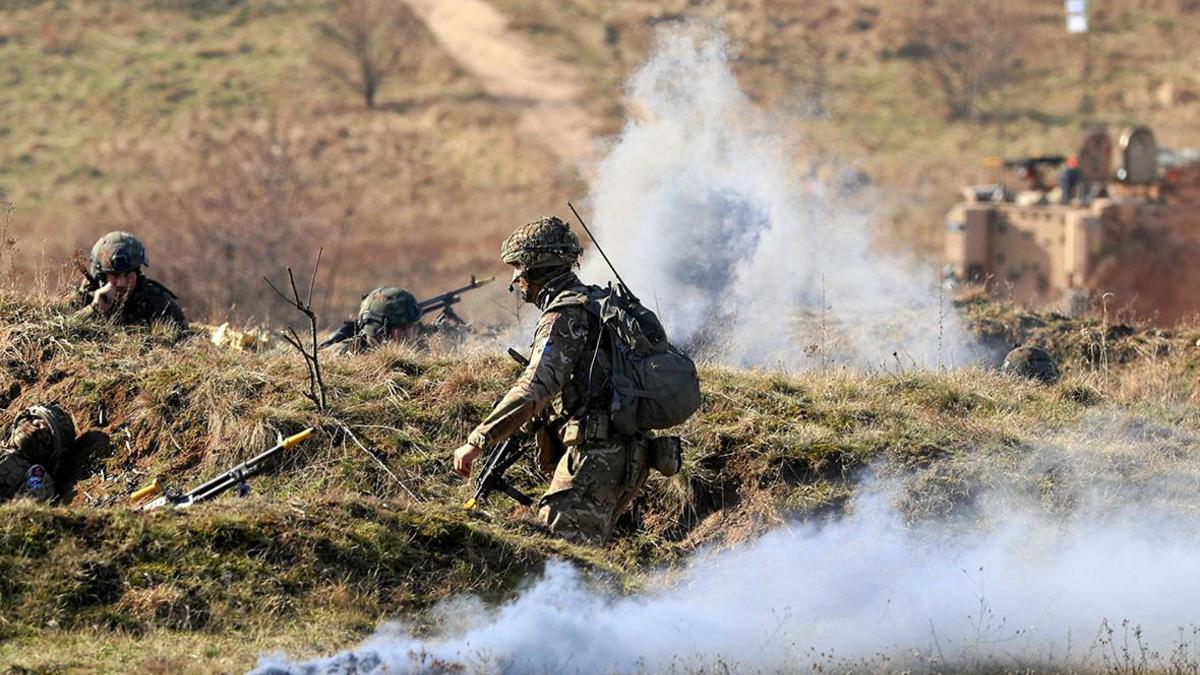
[945,126,1200,324]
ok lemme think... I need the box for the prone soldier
[0,404,77,503]
[321,287,422,355]
[75,231,188,334]
[322,277,493,355]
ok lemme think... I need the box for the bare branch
[266,253,329,411]
[336,421,422,503]
[313,0,421,108]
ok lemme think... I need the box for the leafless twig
[336,421,422,503]
[265,250,328,411]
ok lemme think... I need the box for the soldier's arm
[319,320,358,350]
[72,276,98,310]
[467,307,589,452]
[165,299,188,333]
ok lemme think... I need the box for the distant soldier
[0,404,76,503]
[75,231,188,334]
[1002,345,1059,384]
[321,287,422,355]
[453,216,664,545]
[323,276,494,355]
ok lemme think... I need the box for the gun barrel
[507,348,530,368]
[418,275,496,312]
[463,434,530,510]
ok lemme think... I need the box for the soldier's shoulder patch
[25,464,47,491]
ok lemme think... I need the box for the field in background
[490,0,1200,252]
[0,0,580,325]
[2,1,1199,326]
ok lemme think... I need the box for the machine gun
[131,428,315,510]
[1000,155,1066,170]
[463,348,535,510]
[418,275,494,325]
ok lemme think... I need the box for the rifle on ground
[463,348,534,510]
[131,428,315,510]
[418,275,495,325]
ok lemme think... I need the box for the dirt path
[404,0,601,174]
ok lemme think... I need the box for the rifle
[131,428,315,510]
[319,320,357,349]
[1001,155,1066,170]
[418,275,495,325]
[463,348,534,510]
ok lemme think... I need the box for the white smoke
[256,411,1200,673]
[580,29,981,369]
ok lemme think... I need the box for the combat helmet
[357,287,420,338]
[89,231,149,278]
[1002,346,1059,384]
[12,404,76,456]
[500,216,583,271]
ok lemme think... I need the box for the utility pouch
[561,420,583,447]
[584,412,609,443]
[649,436,682,477]
[536,426,566,474]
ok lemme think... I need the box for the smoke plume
[256,409,1200,673]
[579,29,981,369]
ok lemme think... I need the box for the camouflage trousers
[0,451,55,502]
[537,436,649,545]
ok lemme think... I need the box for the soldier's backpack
[549,282,702,436]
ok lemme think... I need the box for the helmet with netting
[89,231,148,277]
[13,403,76,455]
[500,216,583,270]
[357,287,420,338]
[1002,346,1059,384]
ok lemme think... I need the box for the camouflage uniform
[321,287,422,355]
[74,232,188,334]
[0,404,76,503]
[468,217,649,544]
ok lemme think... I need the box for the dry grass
[3,289,1200,667]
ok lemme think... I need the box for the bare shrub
[893,0,1025,121]
[314,0,423,108]
[116,116,361,324]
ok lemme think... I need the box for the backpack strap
[543,286,601,314]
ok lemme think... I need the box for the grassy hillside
[0,0,580,324]
[1,291,1199,669]
[3,1,1199,326]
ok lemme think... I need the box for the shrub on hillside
[116,116,362,324]
[314,0,423,109]
[890,0,1026,121]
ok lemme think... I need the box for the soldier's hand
[92,281,116,312]
[453,443,483,476]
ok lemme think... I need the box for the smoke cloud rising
[256,409,1200,673]
[579,29,982,369]
[253,28,1200,675]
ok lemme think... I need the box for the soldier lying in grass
[0,404,76,503]
[74,231,188,335]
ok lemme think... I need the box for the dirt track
[404,0,600,174]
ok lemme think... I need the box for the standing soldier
[0,404,76,503]
[321,287,422,355]
[76,231,188,334]
[452,216,651,545]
